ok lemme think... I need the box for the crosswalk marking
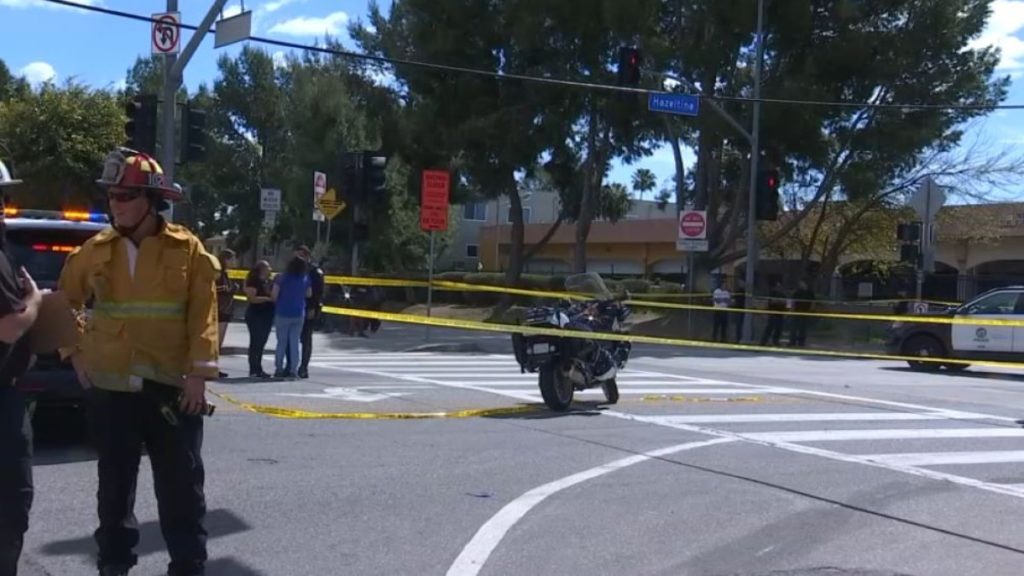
[308,352,756,398]
[302,350,1024,496]
[742,427,1024,442]
[657,413,954,423]
[861,451,1024,466]
[489,388,788,395]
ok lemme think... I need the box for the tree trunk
[503,171,526,285]
[523,216,564,262]
[573,105,601,273]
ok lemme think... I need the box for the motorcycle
[511,273,632,412]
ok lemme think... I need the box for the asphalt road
[17,324,1024,575]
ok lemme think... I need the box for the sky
[2,0,1024,199]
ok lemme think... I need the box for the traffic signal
[340,152,362,201]
[900,244,920,265]
[897,222,921,242]
[755,168,780,221]
[361,151,388,200]
[124,94,158,155]
[617,46,641,87]
[180,101,208,164]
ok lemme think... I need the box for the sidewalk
[220,320,512,357]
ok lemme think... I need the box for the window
[506,207,532,224]
[466,244,480,258]
[962,291,1021,315]
[463,203,487,221]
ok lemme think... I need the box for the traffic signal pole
[159,0,228,219]
[741,0,766,344]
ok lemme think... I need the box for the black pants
[789,316,809,347]
[712,311,729,342]
[285,313,317,373]
[0,387,32,576]
[246,313,273,375]
[760,314,784,346]
[88,385,206,575]
[735,311,746,342]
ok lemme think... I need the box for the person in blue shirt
[271,256,311,378]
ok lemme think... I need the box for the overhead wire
[40,0,1018,112]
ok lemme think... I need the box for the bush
[621,279,651,294]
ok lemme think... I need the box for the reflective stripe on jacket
[58,222,221,392]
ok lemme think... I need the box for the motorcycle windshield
[564,272,612,300]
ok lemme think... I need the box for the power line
[42,0,648,96]
[38,0,1023,112]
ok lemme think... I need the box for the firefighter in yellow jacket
[59,148,219,576]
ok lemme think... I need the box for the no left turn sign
[152,12,181,55]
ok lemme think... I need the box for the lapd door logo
[975,327,988,341]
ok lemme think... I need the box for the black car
[6,209,107,409]
[884,286,1024,372]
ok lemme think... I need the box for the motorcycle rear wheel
[601,379,619,405]
[538,364,574,412]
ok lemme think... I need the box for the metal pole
[160,0,180,216]
[742,0,765,344]
[426,230,436,341]
[160,0,229,222]
[686,252,694,337]
[346,208,355,275]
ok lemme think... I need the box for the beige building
[476,201,1024,301]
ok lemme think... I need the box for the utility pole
[159,0,230,219]
[741,0,766,344]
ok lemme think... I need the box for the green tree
[647,0,1011,289]
[353,0,578,284]
[631,168,657,201]
[0,81,123,209]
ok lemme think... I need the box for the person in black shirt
[285,245,324,379]
[760,282,786,346]
[0,160,44,576]
[788,280,815,346]
[243,261,275,378]
[214,249,236,378]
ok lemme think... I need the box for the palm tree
[631,168,657,201]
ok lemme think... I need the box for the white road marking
[659,413,957,424]
[486,387,788,395]
[444,438,733,576]
[609,411,1024,500]
[741,427,1024,442]
[276,387,409,403]
[313,352,1024,502]
[861,451,1024,466]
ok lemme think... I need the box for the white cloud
[112,78,127,91]
[268,11,348,37]
[263,0,300,13]
[19,62,56,86]
[221,4,243,19]
[272,51,288,69]
[0,0,101,8]
[970,0,1024,70]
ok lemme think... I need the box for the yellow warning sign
[315,187,346,220]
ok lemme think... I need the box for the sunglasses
[108,189,144,203]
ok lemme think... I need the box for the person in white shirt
[711,281,731,342]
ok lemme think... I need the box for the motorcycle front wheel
[538,364,574,412]
[601,379,619,405]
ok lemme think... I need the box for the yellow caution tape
[227,268,957,312]
[209,390,541,420]
[622,298,1024,327]
[317,304,1024,370]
